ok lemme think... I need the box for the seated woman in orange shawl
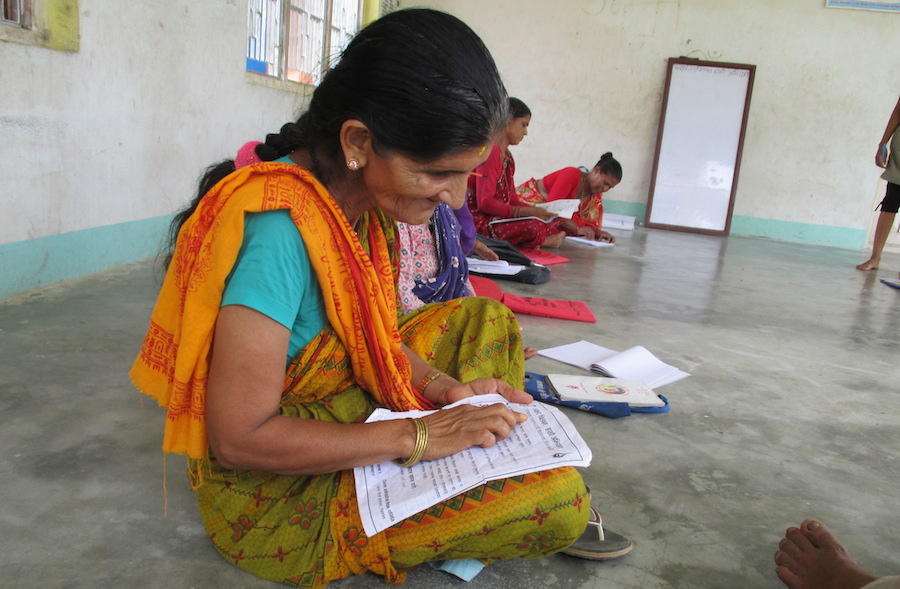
[130,9,630,587]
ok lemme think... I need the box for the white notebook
[535,199,580,218]
[538,340,689,388]
[547,374,666,407]
[466,258,527,275]
[602,213,636,230]
[488,215,558,225]
[565,236,614,248]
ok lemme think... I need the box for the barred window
[247,0,363,85]
[1,0,78,51]
[2,0,24,26]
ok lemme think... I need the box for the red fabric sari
[467,145,564,249]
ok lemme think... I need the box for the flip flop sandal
[561,507,634,561]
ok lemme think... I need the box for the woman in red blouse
[516,153,623,243]
[467,98,569,249]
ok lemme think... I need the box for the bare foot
[542,231,566,248]
[523,346,537,360]
[856,258,880,271]
[774,519,878,589]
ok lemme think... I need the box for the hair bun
[600,152,613,161]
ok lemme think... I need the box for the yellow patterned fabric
[195,298,588,587]
[135,163,588,586]
[129,163,430,459]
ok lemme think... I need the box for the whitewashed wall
[1,0,898,296]
[0,1,308,295]
[404,0,899,241]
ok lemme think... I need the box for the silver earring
[347,158,360,170]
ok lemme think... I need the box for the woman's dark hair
[165,8,508,266]
[594,152,623,180]
[508,97,531,120]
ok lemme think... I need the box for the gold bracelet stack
[395,418,429,467]
[418,368,443,394]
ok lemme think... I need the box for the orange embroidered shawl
[130,162,430,458]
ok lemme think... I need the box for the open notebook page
[537,340,618,371]
[593,346,689,388]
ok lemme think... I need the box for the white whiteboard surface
[646,59,754,234]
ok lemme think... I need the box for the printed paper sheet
[354,394,592,536]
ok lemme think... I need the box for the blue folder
[523,372,670,418]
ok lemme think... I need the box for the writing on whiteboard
[674,64,749,78]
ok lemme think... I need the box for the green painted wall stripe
[0,204,869,299]
[729,215,866,250]
[603,200,866,250]
[0,216,170,298]
[604,200,648,220]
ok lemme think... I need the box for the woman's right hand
[876,144,888,168]
[575,225,596,240]
[419,402,526,461]
[470,239,499,261]
[525,206,558,221]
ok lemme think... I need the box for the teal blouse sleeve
[222,210,326,361]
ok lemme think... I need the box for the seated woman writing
[516,153,623,243]
[130,9,629,588]
[467,98,571,250]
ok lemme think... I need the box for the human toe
[801,519,838,549]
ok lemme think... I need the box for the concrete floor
[2,227,899,589]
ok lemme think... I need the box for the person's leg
[489,218,550,250]
[542,231,567,248]
[385,466,590,568]
[774,519,878,589]
[858,183,900,270]
[397,298,632,564]
[399,297,525,386]
[857,211,896,270]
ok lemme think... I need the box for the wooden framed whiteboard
[645,58,755,235]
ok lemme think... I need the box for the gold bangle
[417,369,443,394]
[396,418,429,468]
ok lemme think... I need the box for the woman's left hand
[598,230,616,244]
[437,377,533,407]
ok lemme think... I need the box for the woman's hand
[575,225,596,240]
[471,239,499,261]
[598,230,616,244]
[876,144,888,168]
[525,206,558,222]
[558,219,579,234]
[419,401,527,461]
[433,376,533,406]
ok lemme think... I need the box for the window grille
[247,0,362,85]
[2,0,23,25]
[1,0,77,50]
